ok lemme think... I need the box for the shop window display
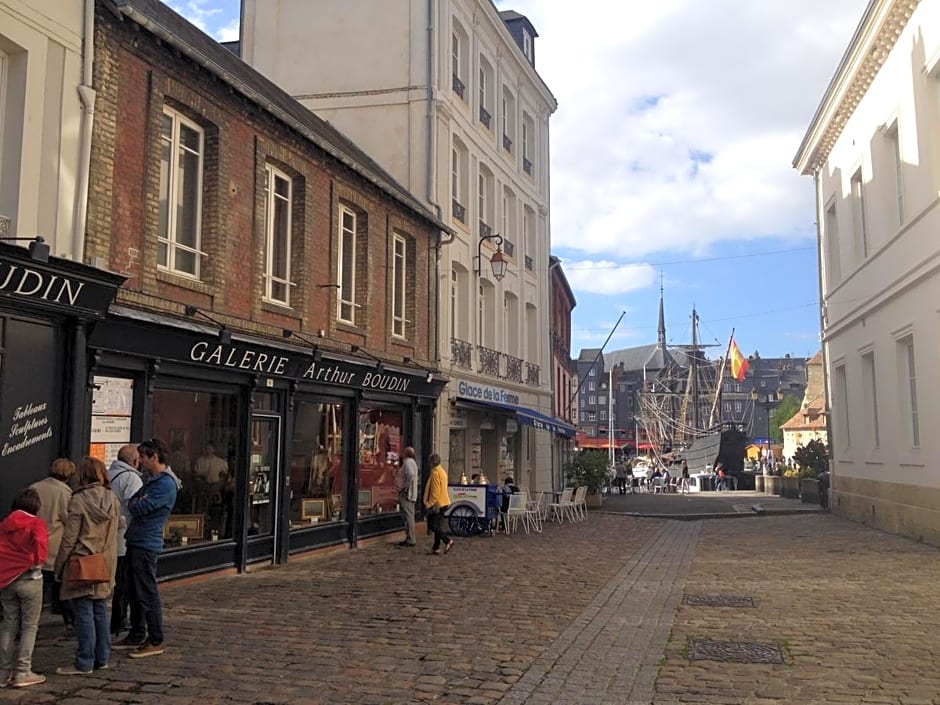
[358,407,402,517]
[151,388,239,547]
[290,401,345,528]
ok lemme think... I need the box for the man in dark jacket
[114,438,177,659]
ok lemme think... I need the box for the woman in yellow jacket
[422,454,454,555]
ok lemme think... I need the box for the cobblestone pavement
[1,509,939,705]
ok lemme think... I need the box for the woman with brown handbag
[53,457,119,675]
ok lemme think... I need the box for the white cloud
[499,0,869,259]
[563,260,657,295]
[164,0,222,33]
[217,17,240,43]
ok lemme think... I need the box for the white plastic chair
[572,486,588,521]
[651,477,665,494]
[502,493,528,534]
[549,487,573,523]
[523,491,544,533]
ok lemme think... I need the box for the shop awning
[454,398,576,437]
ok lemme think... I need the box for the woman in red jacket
[0,488,49,688]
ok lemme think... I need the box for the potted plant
[794,440,829,505]
[564,450,610,508]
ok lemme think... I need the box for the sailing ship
[637,307,748,477]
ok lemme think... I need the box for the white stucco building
[1,0,94,260]
[794,0,940,543]
[240,1,567,490]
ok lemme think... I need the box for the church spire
[657,273,666,349]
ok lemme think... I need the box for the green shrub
[564,450,610,493]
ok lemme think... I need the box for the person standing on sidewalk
[54,457,120,676]
[30,458,75,627]
[422,453,453,556]
[0,488,49,688]
[395,447,418,547]
[106,445,143,636]
[116,438,177,659]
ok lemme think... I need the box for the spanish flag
[729,339,749,381]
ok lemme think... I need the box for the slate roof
[111,0,451,235]
[603,343,689,373]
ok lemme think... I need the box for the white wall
[0,0,85,259]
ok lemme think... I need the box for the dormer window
[522,30,532,61]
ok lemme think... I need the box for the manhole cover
[688,639,785,664]
[683,594,758,608]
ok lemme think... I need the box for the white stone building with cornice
[794,0,940,544]
[240,1,568,491]
[0,0,95,260]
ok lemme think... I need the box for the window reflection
[358,407,402,517]
[151,388,238,549]
[291,401,345,528]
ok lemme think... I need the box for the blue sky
[162,0,869,361]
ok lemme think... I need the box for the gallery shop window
[357,407,402,518]
[151,387,238,549]
[290,401,346,529]
[158,107,205,279]
[263,163,293,306]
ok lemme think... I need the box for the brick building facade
[76,0,449,576]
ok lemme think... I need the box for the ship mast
[690,306,700,433]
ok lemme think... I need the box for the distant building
[795,0,937,544]
[780,352,828,461]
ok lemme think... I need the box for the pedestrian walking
[29,458,75,627]
[395,447,418,547]
[0,488,49,688]
[679,460,690,494]
[615,462,628,494]
[54,457,120,676]
[115,438,177,659]
[422,453,453,556]
[106,445,143,635]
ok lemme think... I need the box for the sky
[162,0,870,362]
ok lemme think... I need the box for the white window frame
[588,395,596,405]
[392,233,408,339]
[862,351,879,449]
[887,123,904,225]
[522,120,529,161]
[337,205,358,324]
[479,64,486,111]
[452,147,459,202]
[850,168,868,260]
[450,269,458,341]
[825,199,840,286]
[263,164,293,306]
[834,363,850,449]
[451,32,460,81]
[898,335,919,447]
[158,107,205,279]
[522,30,532,60]
[478,171,485,224]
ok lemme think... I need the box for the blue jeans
[71,597,110,671]
[127,547,164,645]
[0,575,42,678]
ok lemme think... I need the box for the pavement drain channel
[498,520,701,705]
[681,594,758,608]
[687,638,786,664]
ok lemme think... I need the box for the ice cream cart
[445,483,501,536]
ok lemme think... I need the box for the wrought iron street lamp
[474,233,508,281]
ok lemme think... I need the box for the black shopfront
[0,244,124,516]
[87,308,444,579]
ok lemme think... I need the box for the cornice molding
[794,0,919,174]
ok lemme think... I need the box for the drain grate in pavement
[688,639,785,664]
[683,594,758,608]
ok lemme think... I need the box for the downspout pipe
[73,0,97,262]
[814,170,835,506]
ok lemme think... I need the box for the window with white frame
[158,108,204,278]
[862,351,879,448]
[392,233,408,338]
[337,205,357,323]
[898,335,919,447]
[450,24,467,100]
[734,401,743,413]
[451,32,460,83]
[588,395,596,405]
[886,123,904,225]
[589,368,596,376]
[825,200,841,286]
[587,381,595,391]
[850,168,868,261]
[522,30,532,61]
[450,269,457,341]
[478,56,494,129]
[599,410,606,421]
[723,401,732,412]
[262,164,292,305]
[834,363,850,449]
[451,138,468,222]
[587,411,596,422]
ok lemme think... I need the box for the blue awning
[455,398,576,437]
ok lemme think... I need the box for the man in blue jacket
[114,438,177,659]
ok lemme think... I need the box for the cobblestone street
[2,500,940,704]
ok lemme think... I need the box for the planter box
[585,492,603,508]
[800,478,820,504]
[765,475,782,496]
[755,475,765,493]
[782,476,800,499]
